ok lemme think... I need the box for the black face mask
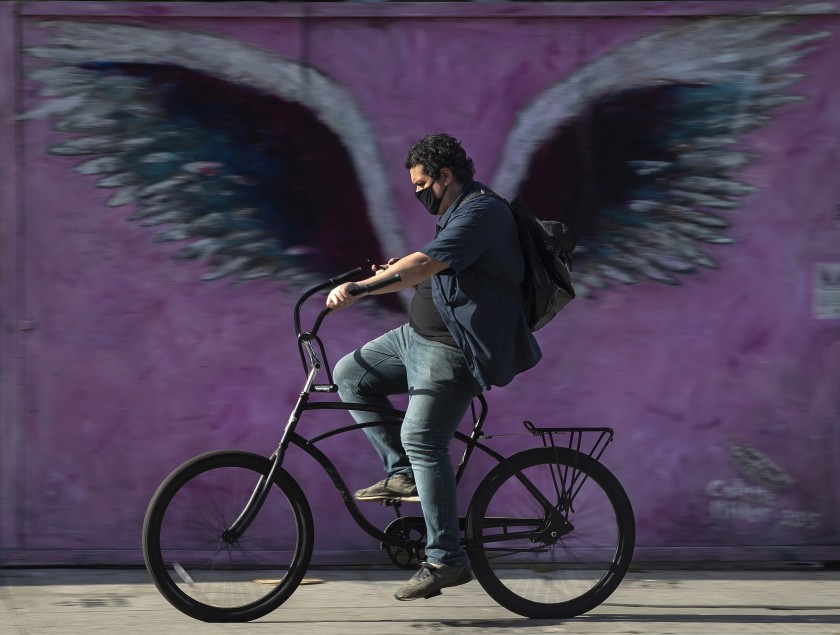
[416,181,449,215]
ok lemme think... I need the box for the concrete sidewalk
[2,564,839,635]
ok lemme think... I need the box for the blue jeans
[334,324,479,568]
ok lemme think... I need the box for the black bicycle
[142,267,635,622]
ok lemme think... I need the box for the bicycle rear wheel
[142,450,314,622]
[465,447,634,619]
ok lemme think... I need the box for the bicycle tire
[465,447,634,619]
[142,450,314,622]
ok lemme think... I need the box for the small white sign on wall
[814,263,840,319]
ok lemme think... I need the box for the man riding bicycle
[326,133,541,601]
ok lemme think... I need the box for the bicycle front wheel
[142,450,314,622]
[466,447,634,619]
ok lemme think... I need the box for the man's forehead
[409,165,430,182]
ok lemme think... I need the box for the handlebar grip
[329,266,364,286]
[350,273,402,296]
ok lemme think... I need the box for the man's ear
[440,167,454,185]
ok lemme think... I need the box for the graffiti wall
[1,1,839,564]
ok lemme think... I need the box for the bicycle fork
[223,363,321,542]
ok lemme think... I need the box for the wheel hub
[220,529,239,545]
[533,510,574,544]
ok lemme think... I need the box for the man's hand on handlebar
[326,282,362,311]
[326,268,403,311]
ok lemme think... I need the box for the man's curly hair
[404,133,476,182]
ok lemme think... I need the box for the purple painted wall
[1,1,839,565]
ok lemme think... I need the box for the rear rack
[523,421,614,465]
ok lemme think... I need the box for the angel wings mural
[23,14,830,301]
[23,22,407,293]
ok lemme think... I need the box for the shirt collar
[436,179,479,228]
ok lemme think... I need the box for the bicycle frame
[224,268,614,558]
[225,392,505,554]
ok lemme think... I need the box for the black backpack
[507,197,576,331]
[461,189,577,331]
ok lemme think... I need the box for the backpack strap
[448,187,523,300]
[458,187,504,209]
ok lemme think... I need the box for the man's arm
[326,251,447,310]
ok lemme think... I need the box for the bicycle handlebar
[295,267,402,340]
[329,266,365,287]
[307,272,402,338]
[294,268,403,383]
[349,273,402,296]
